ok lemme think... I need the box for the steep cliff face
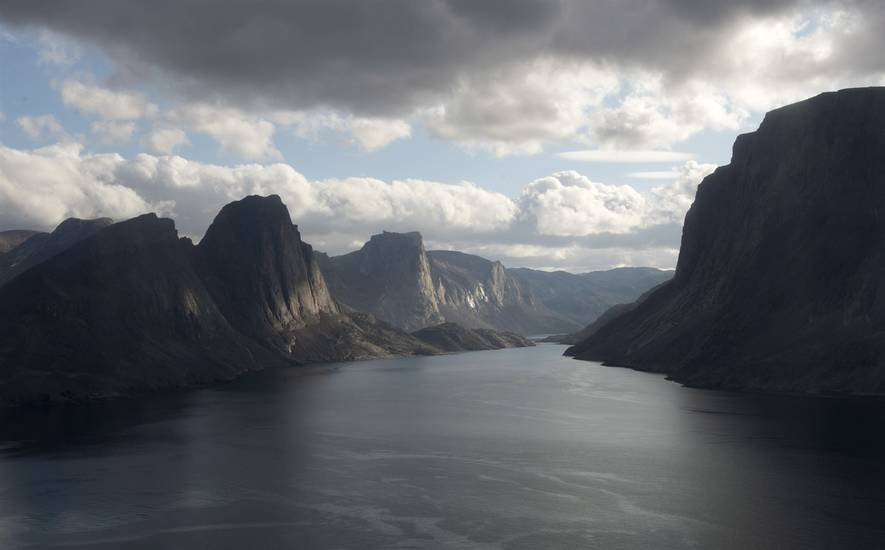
[0,218,113,286]
[197,195,338,350]
[568,88,885,395]
[0,214,281,405]
[320,231,444,331]
[320,234,671,334]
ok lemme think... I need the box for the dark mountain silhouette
[0,196,539,405]
[567,88,885,395]
[0,218,112,286]
[319,234,670,334]
[0,229,44,253]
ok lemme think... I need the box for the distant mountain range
[567,88,885,395]
[317,232,670,334]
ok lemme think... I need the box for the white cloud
[288,112,412,151]
[16,114,67,141]
[0,142,711,270]
[0,143,166,229]
[518,171,648,236]
[424,59,619,156]
[558,150,693,163]
[60,79,158,120]
[91,120,136,144]
[143,128,189,155]
[169,103,280,160]
[648,161,718,225]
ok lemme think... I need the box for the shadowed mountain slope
[567,88,885,395]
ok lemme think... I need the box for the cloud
[0,141,713,270]
[288,112,412,151]
[60,79,158,120]
[91,120,136,144]
[167,103,280,160]
[36,29,81,65]
[423,59,619,155]
[143,128,189,155]
[518,171,648,236]
[16,114,68,141]
[7,0,884,152]
[0,142,166,229]
[558,150,693,163]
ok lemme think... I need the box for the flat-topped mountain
[567,88,885,395]
[317,231,443,331]
[0,217,112,286]
[320,234,670,334]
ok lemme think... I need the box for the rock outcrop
[320,235,670,334]
[318,231,444,331]
[567,88,885,395]
[0,218,112,286]
[411,323,535,352]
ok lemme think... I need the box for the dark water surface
[1,344,884,549]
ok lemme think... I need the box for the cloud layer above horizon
[0,141,715,270]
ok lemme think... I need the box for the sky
[1,0,884,272]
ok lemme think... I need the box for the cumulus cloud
[518,172,648,236]
[143,128,189,155]
[0,141,714,270]
[0,143,166,229]
[60,79,158,120]
[91,120,136,144]
[288,112,412,151]
[423,59,619,155]
[167,103,280,160]
[17,114,68,141]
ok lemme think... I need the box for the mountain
[316,231,444,331]
[0,230,44,254]
[0,196,441,405]
[567,88,885,395]
[0,218,113,286]
[411,323,534,352]
[0,214,279,405]
[320,233,671,334]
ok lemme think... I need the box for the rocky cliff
[320,235,670,335]
[567,88,885,395]
[318,231,444,331]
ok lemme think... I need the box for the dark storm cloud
[0,0,852,116]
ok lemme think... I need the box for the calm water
[0,344,883,549]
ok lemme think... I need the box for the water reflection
[0,345,883,549]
